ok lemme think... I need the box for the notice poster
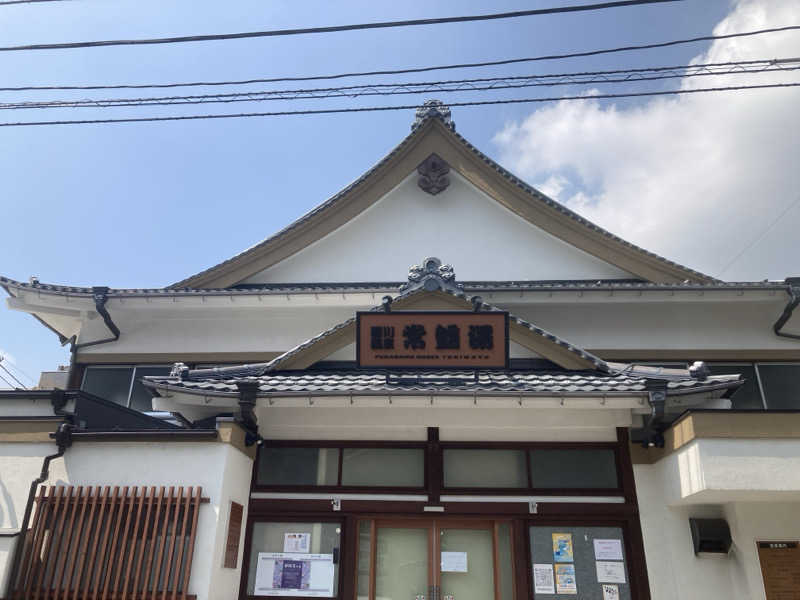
[533,563,555,594]
[594,539,624,561]
[254,552,334,597]
[552,533,574,562]
[555,564,577,594]
[602,584,621,600]
[441,551,468,573]
[596,561,627,584]
[284,533,311,553]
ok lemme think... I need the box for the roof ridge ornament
[412,99,455,132]
[399,257,464,295]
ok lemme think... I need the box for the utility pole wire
[0,0,69,5]
[0,0,682,53]
[0,355,35,384]
[5,60,798,110]
[717,195,800,277]
[0,362,27,389]
[0,372,15,389]
[0,24,794,91]
[1,81,797,127]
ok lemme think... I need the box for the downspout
[235,379,261,447]
[774,277,800,340]
[1,417,73,598]
[68,286,121,390]
[641,380,667,448]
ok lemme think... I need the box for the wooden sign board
[357,311,509,368]
[758,541,800,600]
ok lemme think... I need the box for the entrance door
[361,519,513,600]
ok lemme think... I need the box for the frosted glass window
[759,364,800,409]
[81,367,132,407]
[257,447,339,486]
[246,521,340,596]
[530,449,618,489]
[341,448,424,487]
[444,449,527,488]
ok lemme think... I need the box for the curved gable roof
[171,114,715,289]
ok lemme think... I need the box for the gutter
[774,278,800,340]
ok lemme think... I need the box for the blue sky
[2,0,796,383]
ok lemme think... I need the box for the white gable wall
[242,172,633,284]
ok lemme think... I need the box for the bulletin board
[530,526,632,600]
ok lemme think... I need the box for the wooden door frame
[362,516,511,600]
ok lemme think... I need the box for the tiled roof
[0,275,787,298]
[169,112,718,289]
[143,368,741,397]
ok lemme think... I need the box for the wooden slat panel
[11,485,206,600]
[13,485,47,600]
[63,487,90,599]
[142,487,166,600]
[160,487,183,600]
[122,486,148,600]
[111,488,137,596]
[38,485,67,600]
[52,486,83,600]
[171,488,192,600]
[100,486,126,600]
[151,486,174,599]
[81,486,111,600]
[180,487,202,600]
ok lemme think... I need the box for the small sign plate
[357,311,509,368]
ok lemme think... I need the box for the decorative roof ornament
[399,257,465,295]
[411,99,455,131]
[417,153,451,195]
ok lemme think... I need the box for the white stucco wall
[635,450,800,600]
[0,440,253,600]
[242,172,633,284]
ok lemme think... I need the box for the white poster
[602,584,621,600]
[254,552,334,597]
[594,539,624,561]
[441,551,468,573]
[596,561,627,584]
[283,533,311,553]
[533,563,555,594]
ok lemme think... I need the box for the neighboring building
[2,101,799,600]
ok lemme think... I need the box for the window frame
[252,439,625,497]
[440,441,624,496]
[80,363,171,409]
[253,440,429,494]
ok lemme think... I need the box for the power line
[0,0,69,5]
[718,195,800,277]
[2,81,797,127]
[0,372,15,389]
[0,355,35,384]
[0,0,683,53]
[1,24,795,91]
[5,59,798,111]
[0,362,27,389]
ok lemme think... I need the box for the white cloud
[493,0,800,280]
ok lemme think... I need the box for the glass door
[359,519,513,600]
[374,521,432,600]
[438,522,496,600]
